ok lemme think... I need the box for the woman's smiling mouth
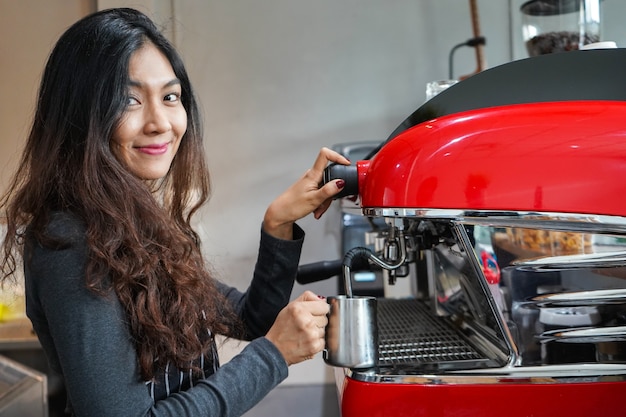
[136,142,169,155]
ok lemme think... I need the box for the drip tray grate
[377,298,483,366]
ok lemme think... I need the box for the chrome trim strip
[361,208,626,233]
[347,364,626,384]
[451,223,519,363]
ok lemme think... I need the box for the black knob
[322,163,358,199]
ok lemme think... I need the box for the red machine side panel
[341,377,626,417]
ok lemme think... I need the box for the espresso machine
[299,48,626,416]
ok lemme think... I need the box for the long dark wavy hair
[0,8,240,380]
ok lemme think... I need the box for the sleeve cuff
[260,222,305,243]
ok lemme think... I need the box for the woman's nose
[143,102,171,134]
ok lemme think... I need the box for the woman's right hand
[263,147,350,240]
[265,290,329,365]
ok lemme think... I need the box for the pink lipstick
[137,143,168,155]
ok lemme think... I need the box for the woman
[0,8,349,417]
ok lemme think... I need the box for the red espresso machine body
[332,100,626,416]
[358,100,626,216]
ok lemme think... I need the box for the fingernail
[336,180,345,190]
[317,295,326,299]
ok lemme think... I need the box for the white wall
[0,0,95,193]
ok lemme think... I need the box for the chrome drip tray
[377,299,492,371]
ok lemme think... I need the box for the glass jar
[520,0,602,56]
[425,79,458,101]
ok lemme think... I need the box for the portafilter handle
[296,260,343,284]
[296,256,373,285]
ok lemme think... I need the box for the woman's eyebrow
[128,78,181,88]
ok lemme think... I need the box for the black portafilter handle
[296,260,343,284]
[322,163,359,199]
[296,256,372,284]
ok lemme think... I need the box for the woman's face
[111,42,187,180]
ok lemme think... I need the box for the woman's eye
[126,96,140,106]
[164,93,181,103]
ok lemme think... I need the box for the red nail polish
[336,180,345,189]
[317,295,326,299]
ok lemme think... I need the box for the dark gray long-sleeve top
[24,212,304,416]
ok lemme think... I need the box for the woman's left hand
[263,147,350,239]
[265,290,330,365]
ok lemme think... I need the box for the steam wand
[342,232,407,297]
